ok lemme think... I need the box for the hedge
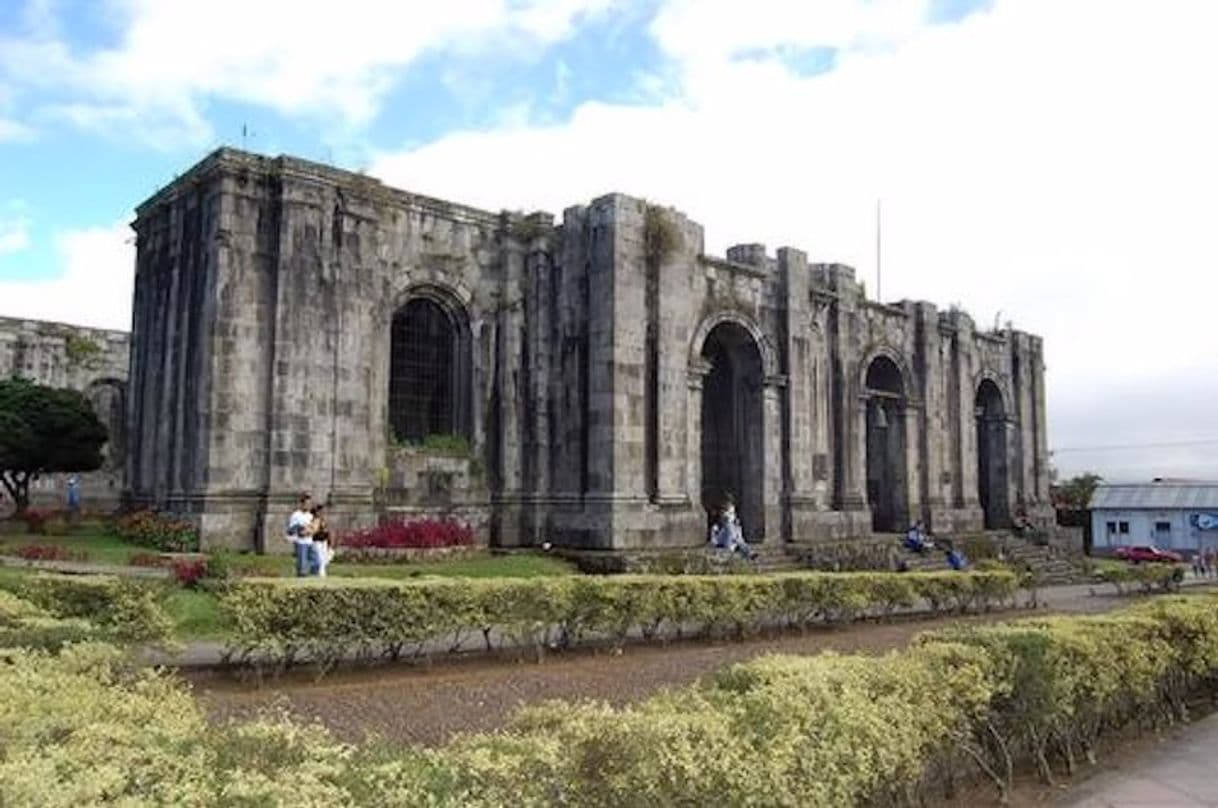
[0,590,98,651]
[222,571,1020,670]
[15,574,172,644]
[1092,562,1184,595]
[8,593,1218,806]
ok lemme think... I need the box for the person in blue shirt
[947,548,968,571]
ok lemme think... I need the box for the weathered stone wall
[0,316,129,513]
[127,148,1053,552]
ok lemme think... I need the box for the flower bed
[9,543,88,562]
[112,509,199,553]
[338,517,475,559]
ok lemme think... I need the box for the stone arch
[689,310,779,381]
[857,344,912,398]
[972,368,1013,418]
[387,284,473,444]
[698,320,766,543]
[862,352,909,532]
[975,377,1010,529]
[84,377,126,472]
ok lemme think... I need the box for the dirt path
[190,584,1155,747]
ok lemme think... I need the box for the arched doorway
[700,322,765,542]
[864,356,908,532]
[975,379,1009,529]
[389,296,471,444]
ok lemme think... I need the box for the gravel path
[190,583,1192,747]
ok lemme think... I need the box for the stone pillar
[903,402,922,532]
[762,376,786,542]
[493,226,526,546]
[778,248,816,540]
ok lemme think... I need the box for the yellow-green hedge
[222,571,1019,669]
[0,590,97,651]
[16,574,172,643]
[8,594,1218,806]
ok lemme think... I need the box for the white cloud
[0,116,34,141]
[0,222,133,331]
[371,0,1218,480]
[0,0,619,147]
[0,211,31,256]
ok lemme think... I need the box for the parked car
[1114,545,1183,564]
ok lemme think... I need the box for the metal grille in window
[390,299,456,443]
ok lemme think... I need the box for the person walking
[286,493,314,578]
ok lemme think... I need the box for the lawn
[0,523,578,640]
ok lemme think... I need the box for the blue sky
[2,0,1217,482]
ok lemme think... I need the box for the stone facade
[126,148,1053,552]
[0,316,129,512]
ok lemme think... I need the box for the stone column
[686,361,707,521]
[762,376,787,542]
[903,402,922,531]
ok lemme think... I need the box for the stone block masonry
[116,147,1053,552]
[0,316,130,513]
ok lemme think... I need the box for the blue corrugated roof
[1090,483,1218,510]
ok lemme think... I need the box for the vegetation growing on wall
[62,332,103,367]
[644,204,682,268]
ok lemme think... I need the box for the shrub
[19,574,172,643]
[222,570,1018,671]
[341,517,475,551]
[18,508,55,535]
[173,559,209,588]
[9,594,1218,806]
[112,509,200,552]
[1094,562,1185,595]
[10,544,87,562]
[0,590,99,650]
[127,552,171,568]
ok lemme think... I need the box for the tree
[1053,472,1103,509]
[0,377,108,516]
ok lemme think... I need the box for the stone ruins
[0,316,129,510]
[60,147,1051,553]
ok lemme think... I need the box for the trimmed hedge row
[1093,562,1184,595]
[8,593,1218,806]
[0,590,98,651]
[12,574,172,644]
[222,571,1019,669]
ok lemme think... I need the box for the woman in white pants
[309,504,333,577]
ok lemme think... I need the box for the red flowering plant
[113,510,200,553]
[172,559,209,589]
[19,509,56,535]
[340,518,475,551]
[12,544,86,562]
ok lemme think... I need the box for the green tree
[1053,472,1103,509]
[0,377,108,515]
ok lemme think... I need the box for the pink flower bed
[340,518,475,550]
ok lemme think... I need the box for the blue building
[1090,482,1218,552]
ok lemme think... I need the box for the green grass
[329,553,577,580]
[210,549,577,580]
[163,589,228,639]
[0,525,147,566]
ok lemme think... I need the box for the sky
[1,0,1216,484]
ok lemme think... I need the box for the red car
[1114,546,1183,564]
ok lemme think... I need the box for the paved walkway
[1060,713,1218,807]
